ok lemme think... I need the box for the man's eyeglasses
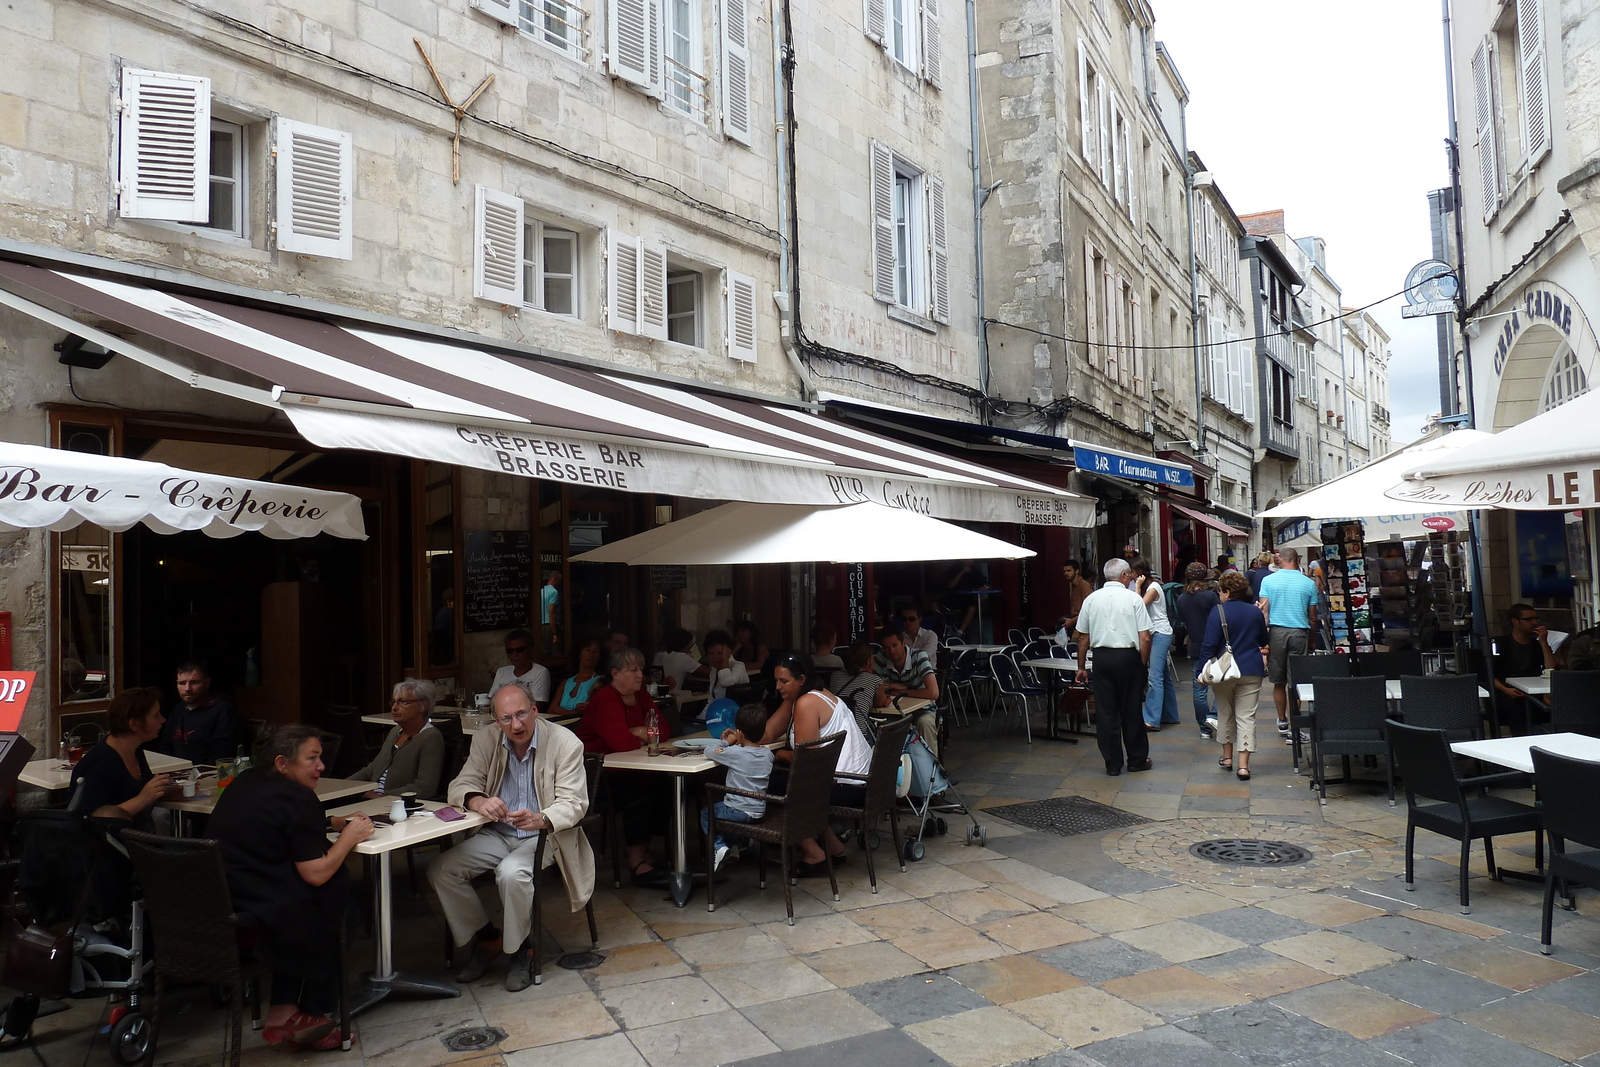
[495,709,533,726]
[505,644,531,654]
[1514,615,1540,623]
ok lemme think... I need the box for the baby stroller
[1,810,152,1065]
[889,712,985,861]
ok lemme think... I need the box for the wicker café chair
[1397,675,1483,743]
[705,733,844,924]
[121,832,350,1064]
[1532,747,1600,953]
[829,716,914,894]
[1308,675,1392,804]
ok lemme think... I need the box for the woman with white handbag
[1196,571,1269,780]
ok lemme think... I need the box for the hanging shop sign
[1070,442,1195,489]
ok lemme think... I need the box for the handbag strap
[1217,603,1234,651]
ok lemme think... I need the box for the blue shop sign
[1072,444,1194,488]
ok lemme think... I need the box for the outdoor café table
[158,774,372,837]
[602,746,717,908]
[1450,732,1600,774]
[1508,676,1552,698]
[1019,656,1085,745]
[874,696,932,717]
[1295,679,1492,707]
[326,797,488,1013]
[945,643,1009,653]
[18,750,191,791]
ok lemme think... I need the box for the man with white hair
[1074,558,1153,776]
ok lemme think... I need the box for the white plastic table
[1017,657,1086,744]
[18,751,192,790]
[1450,732,1600,774]
[160,774,371,835]
[326,797,488,1012]
[1507,676,1551,697]
[603,747,719,907]
[1296,680,1490,706]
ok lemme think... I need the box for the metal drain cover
[984,796,1150,837]
[1189,838,1313,867]
[441,1026,506,1052]
[559,951,606,970]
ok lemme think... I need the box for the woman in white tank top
[762,653,873,876]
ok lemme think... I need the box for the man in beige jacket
[431,684,593,991]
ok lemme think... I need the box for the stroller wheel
[903,839,926,862]
[932,817,948,836]
[966,825,987,847]
[109,1011,153,1066]
[866,832,881,851]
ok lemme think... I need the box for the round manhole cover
[1189,838,1313,867]
[441,1026,506,1052]
[559,951,606,971]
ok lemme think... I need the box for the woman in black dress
[68,687,174,828]
[209,725,373,1051]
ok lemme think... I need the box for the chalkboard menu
[652,566,688,592]
[464,530,532,633]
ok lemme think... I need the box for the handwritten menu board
[464,530,532,633]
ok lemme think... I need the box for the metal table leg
[349,850,463,1015]
[668,776,692,907]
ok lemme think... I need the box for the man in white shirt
[692,629,750,701]
[1074,558,1153,776]
[491,628,552,710]
[899,607,938,660]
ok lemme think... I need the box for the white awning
[1273,512,1467,550]
[0,262,1095,528]
[1385,391,1600,509]
[0,443,366,539]
[1261,431,1490,523]
[571,501,1035,565]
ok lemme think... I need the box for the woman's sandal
[287,1028,345,1053]
[1236,768,1252,781]
[1219,758,1233,770]
[263,1012,336,1047]
[631,861,667,886]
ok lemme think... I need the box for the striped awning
[0,262,1094,527]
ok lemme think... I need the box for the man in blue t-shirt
[1256,548,1319,739]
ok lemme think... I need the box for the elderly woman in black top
[210,725,373,1051]
[68,687,174,829]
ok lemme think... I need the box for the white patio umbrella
[1260,431,1491,537]
[0,442,367,539]
[571,500,1034,565]
[1385,390,1600,510]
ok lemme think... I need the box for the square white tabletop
[946,643,1009,653]
[1507,676,1551,697]
[19,750,193,791]
[159,774,372,815]
[326,797,488,854]
[1450,732,1600,774]
[1296,680,1489,704]
[1020,657,1082,671]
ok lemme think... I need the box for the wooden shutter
[725,269,758,362]
[1077,43,1093,167]
[607,229,641,334]
[1209,317,1228,399]
[1471,37,1500,222]
[1124,120,1137,224]
[1227,337,1245,415]
[927,173,949,323]
[471,0,518,26]
[638,240,669,341]
[473,186,524,305]
[1518,0,1550,164]
[1083,243,1099,366]
[1097,80,1110,188]
[1238,333,1256,423]
[274,119,353,259]
[118,68,210,222]
[720,0,753,145]
[921,0,943,88]
[1109,96,1123,201]
[609,0,662,95]
[864,0,887,45]
[1129,288,1142,385]
[870,140,896,303]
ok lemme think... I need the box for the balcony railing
[1262,418,1297,458]
[1261,328,1291,366]
[663,55,710,123]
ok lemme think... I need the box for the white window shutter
[864,0,887,46]
[1077,43,1093,166]
[1124,119,1136,223]
[1097,81,1110,188]
[274,119,353,259]
[927,173,949,323]
[921,0,943,88]
[1517,0,1550,165]
[638,240,669,341]
[1238,335,1256,423]
[470,0,518,26]
[725,269,758,362]
[1227,338,1245,415]
[609,0,662,94]
[473,185,524,305]
[1129,289,1142,384]
[1209,317,1227,399]
[118,68,210,222]
[720,0,753,145]
[1083,243,1099,364]
[607,229,642,334]
[1471,37,1500,222]
[869,139,896,303]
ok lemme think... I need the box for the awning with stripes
[0,262,1095,527]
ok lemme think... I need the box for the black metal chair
[1532,746,1600,953]
[122,832,350,1062]
[1386,719,1543,914]
[705,733,844,923]
[1548,671,1600,737]
[1398,675,1483,742]
[1288,654,1351,769]
[829,716,913,894]
[1358,651,1425,680]
[1308,675,1393,803]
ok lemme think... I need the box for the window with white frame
[473,185,584,315]
[1079,43,1103,178]
[1471,0,1549,222]
[865,0,942,87]
[519,0,588,59]
[203,119,246,237]
[1084,241,1106,366]
[662,0,707,121]
[665,263,702,346]
[870,140,949,323]
[523,218,580,316]
[1541,348,1589,411]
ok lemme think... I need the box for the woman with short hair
[1197,570,1270,781]
[68,687,174,828]
[575,648,667,884]
[210,725,374,1051]
[350,679,446,799]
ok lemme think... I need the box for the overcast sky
[1153,2,1450,446]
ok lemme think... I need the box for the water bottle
[645,711,660,757]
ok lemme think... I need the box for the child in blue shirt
[702,703,774,872]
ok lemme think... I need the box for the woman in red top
[576,648,667,884]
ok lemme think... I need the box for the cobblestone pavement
[14,684,1600,1066]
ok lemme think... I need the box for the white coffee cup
[181,780,197,798]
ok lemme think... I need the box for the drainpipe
[967,0,989,403]
[772,0,812,401]
[1183,134,1205,459]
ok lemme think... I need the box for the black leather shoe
[1105,764,1123,776]
[1128,759,1154,772]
